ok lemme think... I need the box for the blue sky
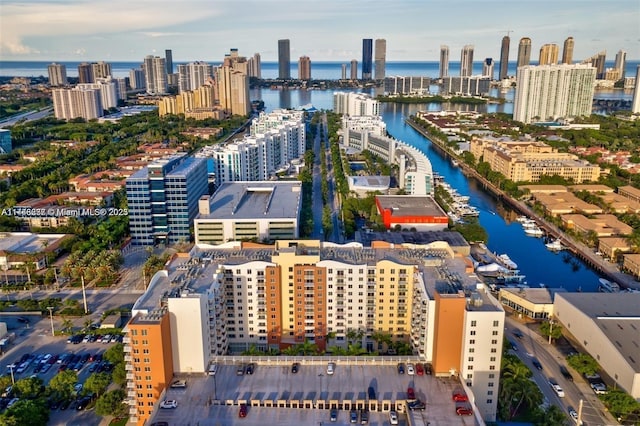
[1,0,638,62]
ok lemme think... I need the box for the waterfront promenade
[406,117,640,292]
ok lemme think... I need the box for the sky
[0,0,638,63]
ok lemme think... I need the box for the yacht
[524,226,544,237]
[498,254,518,269]
[598,278,620,293]
[545,239,564,251]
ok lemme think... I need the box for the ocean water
[1,60,638,81]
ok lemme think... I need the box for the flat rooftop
[500,287,567,305]
[376,195,446,217]
[357,231,469,253]
[556,292,640,373]
[200,181,302,220]
[0,232,68,254]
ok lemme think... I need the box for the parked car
[291,362,299,374]
[408,399,426,411]
[456,406,473,416]
[452,392,468,402]
[560,365,574,382]
[397,363,405,374]
[160,399,178,409]
[388,410,399,425]
[327,362,336,375]
[360,408,368,424]
[416,363,424,375]
[407,387,416,400]
[239,403,247,418]
[170,380,186,389]
[236,364,245,376]
[349,409,358,423]
[407,363,415,375]
[569,408,583,425]
[75,396,92,411]
[329,407,338,422]
[246,363,255,375]
[590,382,607,394]
[424,363,433,375]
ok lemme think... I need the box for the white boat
[545,239,564,251]
[516,216,529,223]
[524,226,544,237]
[451,158,459,167]
[476,262,507,273]
[498,254,518,269]
[598,278,620,293]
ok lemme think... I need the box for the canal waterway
[252,87,634,292]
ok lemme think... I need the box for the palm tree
[61,317,73,334]
[83,318,94,332]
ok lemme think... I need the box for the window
[469,339,475,345]
[489,365,496,370]
[492,330,498,336]
[491,339,497,344]
[487,399,493,404]
[471,320,477,327]
[468,357,474,362]
[466,373,473,379]
[488,374,495,379]
[488,382,494,387]
[470,330,476,336]
[493,320,499,327]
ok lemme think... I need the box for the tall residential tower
[439,45,450,78]
[460,45,474,77]
[278,39,291,79]
[298,56,311,80]
[517,37,532,68]
[562,37,574,64]
[47,63,68,86]
[362,39,373,80]
[539,44,559,65]
[499,35,510,79]
[374,39,386,80]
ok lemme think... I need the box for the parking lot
[0,314,120,426]
[148,363,479,426]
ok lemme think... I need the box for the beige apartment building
[470,137,601,183]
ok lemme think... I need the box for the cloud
[139,32,187,38]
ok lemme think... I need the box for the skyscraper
[517,37,532,68]
[460,45,474,77]
[341,64,347,80]
[177,62,213,93]
[165,49,173,74]
[615,50,627,80]
[350,60,358,80]
[298,56,311,80]
[129,68,145,90]
[362,39,373,80]
[47,63,68,86]
[374,39,386,81]
[539,44,559,65]
[0,130,12,154]
[52,87,103,120]
[513,64,596,123]
[483,58,495,79]
[499,36,510,80]
[77,62,94,84]
[278,39,291,79]
[91,61,112,80]
[143,55,168,94]
[439,45,450,78]
[216,49,250,116]
[562,37,574,64]
[582,51,607,79]
[632,65,640,114]
[248,53,262,78]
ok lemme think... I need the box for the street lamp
[47,306,55,336]
[80,274,88,314]
[7,364,14,384]
[548,318,555,345]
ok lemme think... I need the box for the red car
[452,393,468,402]
[456,406,473,416]
[407,387,416,400]
[239,404,247,418]
[416,363,424,376]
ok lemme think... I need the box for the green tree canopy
[12,376,43,399]
[48,370,78,400]
[103,343,124,365]
[95,389,127,418]
[83,372,112,397]
[566,353,600,376]
[539,320,562,342]
[0,398,49,426]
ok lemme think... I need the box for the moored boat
[545,239,564,251]
[524,226,544,237]
[598,278,620,293]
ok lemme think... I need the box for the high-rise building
[483,58,495,79]
[126,154,208,246]
[341,64,347,80]
[77,62,94,84]
[91,61,112,80]
[362,39,373,80]
[374,39,386,80]
[298,56,311,80]
[562,37,574,64]
[439,45,450,78]
[499,36,510,79]
[177,61,213,93]
[248,53,261,78]
[129,68,145,90]
[513,64,596,123]
[539,44,559,65]
[143,55,168,94]
[47,63,68,86]
[615,50,627,80]
[216,49,250,116]
[125,308,174,425]
[278,39,291,79]
[52,87,103,121]
[460,45,474,77]
[632,65,640,114]
[350,60,358,80]
[77,77,119,110]
[165,49,173,74]
[0,129,11,154]
[581,51,607,79]
[517,37,532,68]
[333,92,380,116]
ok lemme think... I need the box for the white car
[389,410,399,425]
[550,382,565,397]
[569,409,583,425]
[407,363,415,375]
[160,399,178,409]
[327,362,336,375]
[591,382,607,394]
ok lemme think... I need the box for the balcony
[128,390,136,398]
[126,373,134,380]
[122,336,131,344]
[124,355,132,362]
[123,345,132,353]
[125,363,133,371]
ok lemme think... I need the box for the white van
[208,363,218,376]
